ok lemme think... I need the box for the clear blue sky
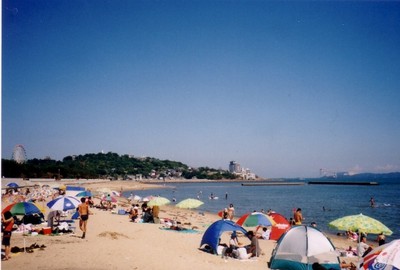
[2,1,400,178]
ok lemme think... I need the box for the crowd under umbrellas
[1,183,96,235]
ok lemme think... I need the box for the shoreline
[1,179,378,270]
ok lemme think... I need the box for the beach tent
[200,219,248,254]
[270,212,291,241]
[269,225,340,270]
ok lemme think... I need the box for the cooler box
[118,209,126,215]
[42,227,52,235]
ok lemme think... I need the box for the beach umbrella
[110,190,120,197]
[176,198,204,209]
[328,213,393,235]
[47,196,81,211]
[360,239,400,270]
[6,182,19,188]
[269,212,291,241]
[142,196,155,202]
[236,212,276,227]
[102,195,117,203]
[2,202,43,215]
[130,195,142,201]
[76,191,93,197]
[148,197,171,207]
[33,202,46,214]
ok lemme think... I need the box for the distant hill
[1,152,237,180]
[318,172,400,180]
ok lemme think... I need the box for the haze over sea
[124,178,400,241]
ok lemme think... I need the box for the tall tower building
[229,161,241,173]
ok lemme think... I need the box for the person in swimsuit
[78,197,90,239]
[294,208,303,225]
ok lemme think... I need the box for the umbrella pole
[23,224,26,253]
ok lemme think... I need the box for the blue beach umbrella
[47,196,81,211]
[7,182,19,188]
[76,191,92,197]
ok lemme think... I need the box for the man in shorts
[78,197,90,239]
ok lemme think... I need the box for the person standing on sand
[294,208,303,225]
[2,211,14,261]
[227,204,235,220]
[78,197,90,239]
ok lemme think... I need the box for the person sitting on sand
[232,242,252,260]
[357,236,372,257]
[128,205,139,222]
[221,208,229,219]
[86,196,94,208]
[377,232,385,246]
[246,231,262,257]
[229,232,239,249]
[258,227,270,240]
[341,261,357,270]
[142,205,154,223]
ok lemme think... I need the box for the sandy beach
[2,180,362,270]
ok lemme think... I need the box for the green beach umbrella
[148,197,171,207]
[328,213,393,235]
[2,202,43,216]
[175,198,204,209]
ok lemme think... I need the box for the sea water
[123,178,400,241]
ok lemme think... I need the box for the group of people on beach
[126,202,159,224]
[218,230,262,260]
[221,203,235,220]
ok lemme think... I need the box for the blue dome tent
[200,219,248,254]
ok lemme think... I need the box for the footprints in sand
[98,231,129,240]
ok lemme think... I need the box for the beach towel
[159,227,200,234]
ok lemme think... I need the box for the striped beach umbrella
[2,202,43,215]
[236,212,276,227]
[47,196,81,211]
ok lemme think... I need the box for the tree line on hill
[1,152,237,180]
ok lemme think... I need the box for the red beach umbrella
[269,212,291,240]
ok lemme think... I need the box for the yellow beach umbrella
[176,198,204,209]
[33,202,46,214]
[328,213,392,235]
[148,197,171,207]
